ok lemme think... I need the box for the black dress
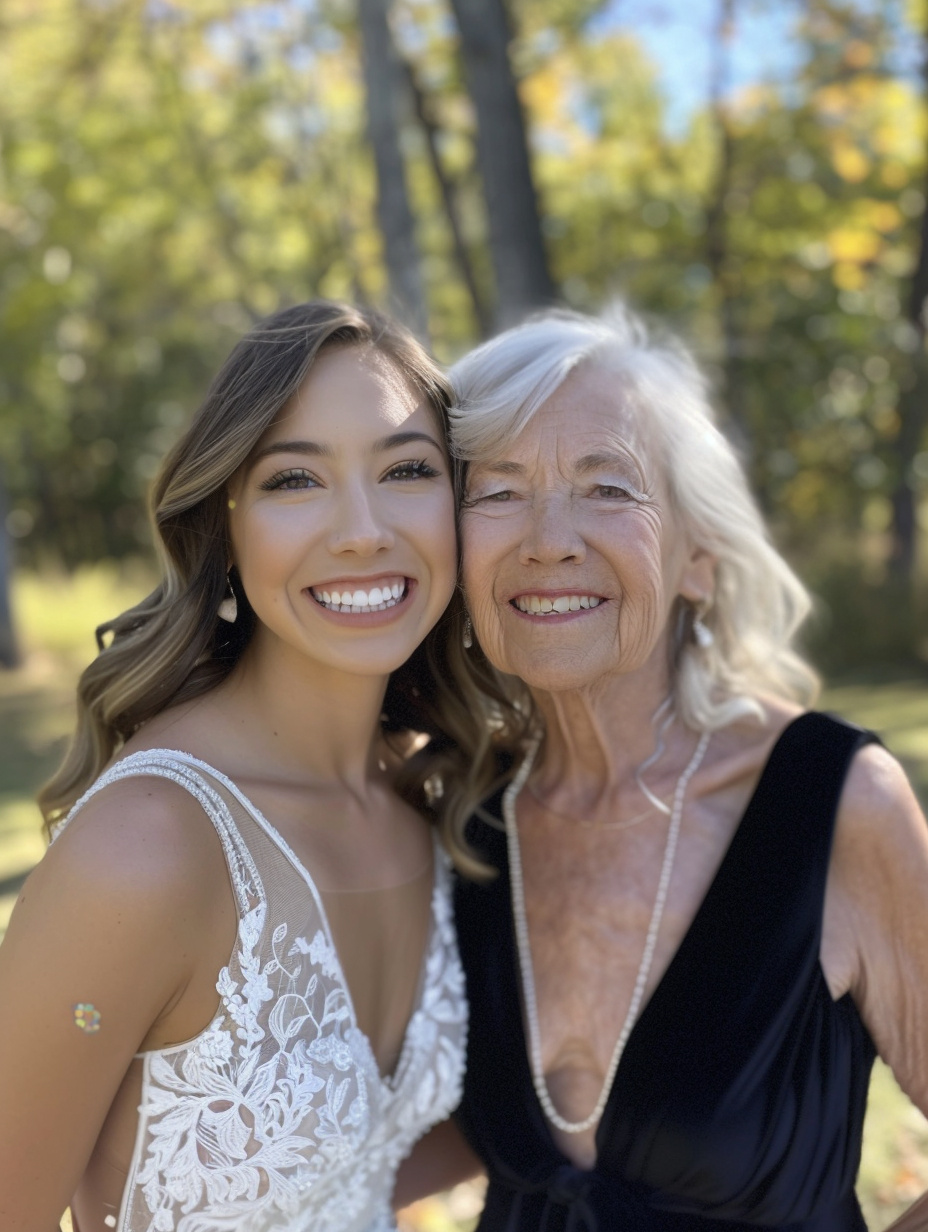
[454,713,878,1231]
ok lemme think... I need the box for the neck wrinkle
[529,676,675,815]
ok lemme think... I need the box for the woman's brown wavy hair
[38,300,487,863]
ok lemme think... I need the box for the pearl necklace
[503,728,711,1135]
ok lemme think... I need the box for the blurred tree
[447,0,556,325]
[358,0,429,338]
[1,0,926,672]
[889,0,928,581]
[400,54,492,336]
[704,0,749,445]
[0,474,18,667]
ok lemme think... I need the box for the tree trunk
[704,0,749,451]
[0,473,19,669]
[447,0,555,328]
[888,9,928,582]
[401,56,492,337]
[357,0,429,340]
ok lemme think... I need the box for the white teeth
[513,594,603,615]
[311,579,406,612]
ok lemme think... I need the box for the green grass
[2,567,927,1231]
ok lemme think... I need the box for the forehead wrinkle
[553,427,650,489]
[573,449,645,477]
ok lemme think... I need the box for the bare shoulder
[0,775,235,1217]
[831,739,928,875]
[34,772,230,931]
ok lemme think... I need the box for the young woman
[0,301,467,1232]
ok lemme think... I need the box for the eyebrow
[250,431,443,466]
[573,450,642,476]
[475,460,528,476]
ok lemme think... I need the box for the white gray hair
[449,303,819,732]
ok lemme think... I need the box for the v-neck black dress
[453,713,878,1231]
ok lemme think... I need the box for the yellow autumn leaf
[844,39,873,68]
[867,201,903,232]
[833,262,866,290]
[833,143,871,183]
[520,62,571,129]
[829,227,881,263]
[815,84,850,117]
[881,162,910,188]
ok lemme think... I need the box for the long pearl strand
[504,728,712,1135]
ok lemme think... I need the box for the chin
[506,653,609,695]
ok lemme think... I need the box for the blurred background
[1,0,928,1226]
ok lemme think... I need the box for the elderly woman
[402,305,928,1231]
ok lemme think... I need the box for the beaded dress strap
[53,750,265,915]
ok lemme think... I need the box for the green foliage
[0,0,927,669]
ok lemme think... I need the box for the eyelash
[260,468,316,491]
[385,459,440,482]
[473,490,512,503]
[259,459,440,492]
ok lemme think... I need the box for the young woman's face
[229,344,457,678]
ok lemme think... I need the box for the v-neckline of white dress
[131,746,440,1093]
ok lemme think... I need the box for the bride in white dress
[0,301,467,1232]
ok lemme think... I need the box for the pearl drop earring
[217,576,238,623]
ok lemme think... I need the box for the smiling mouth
[511,594,604,615]
[310,577,409,613]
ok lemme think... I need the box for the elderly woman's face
[460,362,713,694]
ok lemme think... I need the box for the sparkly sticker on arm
[73,1003,101,1033]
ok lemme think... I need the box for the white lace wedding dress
[56,750,467,1232]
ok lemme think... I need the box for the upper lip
[308,573,411,589]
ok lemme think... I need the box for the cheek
[420,486,459,601]
[231,506,312,597]
[460,517,500,610]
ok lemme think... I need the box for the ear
[678,546,717,605]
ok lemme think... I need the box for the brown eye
[260,468,318,491]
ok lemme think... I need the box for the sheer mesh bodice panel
[57,750,467,1232]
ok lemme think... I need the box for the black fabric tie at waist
[497,1163,649,1231]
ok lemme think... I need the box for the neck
[529,657,680,811]
[203,630,390,792]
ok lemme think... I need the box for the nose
[327,481,395,556]
[519,492,586,565]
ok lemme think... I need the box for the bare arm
[824,744,928,1231]
[0,782,227,1232]
[393,1118,484,1211]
